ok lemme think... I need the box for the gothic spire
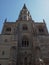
[23,4,27,9]
[18,4,32,20]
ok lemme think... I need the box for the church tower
[0,4,49,65]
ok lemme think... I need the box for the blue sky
[0,0,49,33]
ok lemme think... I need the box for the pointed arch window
[39,28,44,32]
[6,27,11,31]
[10,46,16,58]
[23,24,28,30]
[22,36,29,47]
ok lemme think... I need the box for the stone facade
[0,4,49,65]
